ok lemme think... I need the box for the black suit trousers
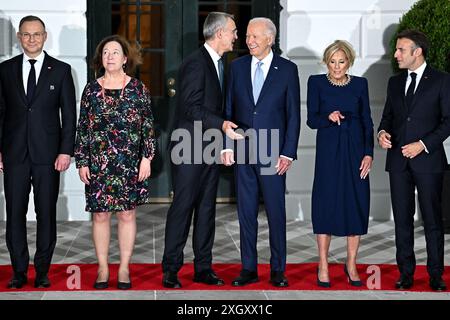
[4,155,60,274]
[162,162,220,274]
[389,163,444,278]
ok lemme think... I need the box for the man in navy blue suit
[222,17,300,287]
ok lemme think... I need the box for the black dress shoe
[270,271,288,287]
[193,270,225,286]
[231,269,259,287]
[429,276,447,291]
[395,275,413,290]
[163,271,182,288]
[7,272,27,289]
[34,273,51,288]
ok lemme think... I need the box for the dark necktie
[27,59,37,104]
[218,57,224,92]
[405,72,417,112]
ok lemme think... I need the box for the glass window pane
[198,3,251,59]
[140,52,164,97]
[111,1,166,97]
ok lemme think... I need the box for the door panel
[110,0,182,201]
[192,0,276,200]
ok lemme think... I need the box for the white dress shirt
[405,61,427,95]
[22,50,45,95]
[378,61,429,153]
[204,42,221,80]
[251,50,273,83]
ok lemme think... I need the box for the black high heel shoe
[117,271,132,290]
[344,264,362,287]
[117,280,132,290]
[93,272,109,289]
[317,267,331,288]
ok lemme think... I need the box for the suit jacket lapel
[398,72,408,111]
[15,54,28,106]
[243,56,253,105]
[409,65,432,113]
[34,52,51,99]
[200,46,221,93]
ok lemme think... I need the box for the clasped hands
[378,131,424,159]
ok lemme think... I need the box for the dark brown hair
[19,15,46,31]
[397,29,429,59]
[92,35,142,76]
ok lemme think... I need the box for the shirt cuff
[377,130,386,138]
[280,155,293,161]
[221,149,233,155]
[419,140,429,153]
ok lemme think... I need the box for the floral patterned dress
[75,78,156,212]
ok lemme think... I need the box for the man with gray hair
[222,17,300,287]
[162,12,239,288]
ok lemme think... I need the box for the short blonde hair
[322,40,356,66]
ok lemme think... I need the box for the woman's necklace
[326,73,351,87]
[101,73,127,101]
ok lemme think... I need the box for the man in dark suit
[222,17,300,287]
[378,29,450,291]
[162,12,241,288]
[0,16,76,289]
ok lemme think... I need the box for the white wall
[0,0,87,221]
[280,0,423,221]
[0,0,443,222]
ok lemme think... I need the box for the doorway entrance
[86,0,281,201]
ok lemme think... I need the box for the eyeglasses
[19,32,46,40]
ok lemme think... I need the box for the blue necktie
[253,61,264,104]
[218,57,224,92]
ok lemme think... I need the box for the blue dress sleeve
[360,77,374,157]
[306,75,333,129]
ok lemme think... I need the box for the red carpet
[0,263,449,292]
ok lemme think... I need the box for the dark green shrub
[390,0,450,73]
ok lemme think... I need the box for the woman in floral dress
[75,35,156,290]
